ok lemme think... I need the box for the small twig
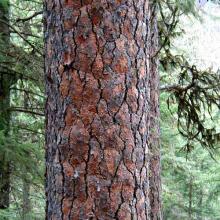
[160,82,194,92]
[16,126,44,135]
[16,11,43,23]
[0,19,43,56]
[10,87,45,98]
[9,107,44,116]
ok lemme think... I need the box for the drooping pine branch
[157,0,220,151]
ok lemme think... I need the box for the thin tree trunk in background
[0,1,11,210]
[197,190,203,220]
[197,162,204,220]
[22,92,31,220]
[45,0,161,219]
[188,177,193,220]
[22,180,31,220]
[0,161,10,210]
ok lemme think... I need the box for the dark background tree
[0,0,45,218]
[0,0,11,210]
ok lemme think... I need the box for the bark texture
[0,1,11,210]
[22,94,32,220]
[22,179,31,220]
[148,4,162,220]
[44,0,161,219]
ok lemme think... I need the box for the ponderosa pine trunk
[0,1,11,210]
[44,0,162,219]
[148,3,162,219]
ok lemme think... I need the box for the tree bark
[148,3,162,220]
[197,190,203,220]
[22,179,31,220]
[44,0,162,219]
[188,177,193,220]
[0,1,11,210]
[22,92,32,220]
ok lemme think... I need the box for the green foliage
[161,93,220,219]
[0,0,44,218]
[0,0,9,10]
[157,0,220,152]
[161,1,220,219]
[162,52,220,152]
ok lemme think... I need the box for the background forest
[0,0,220,219]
